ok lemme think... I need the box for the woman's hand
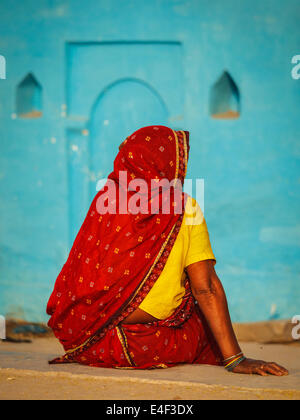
[186,261,289,378]
[232,358,289,376]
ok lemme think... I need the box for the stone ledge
[0,338,299,400]
[0,367,299,400]
[233,319,297,344]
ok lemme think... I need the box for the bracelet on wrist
[223,352,243,364]
[225,356,246,372]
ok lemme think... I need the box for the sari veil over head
[47,126,190,359]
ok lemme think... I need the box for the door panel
[88,78,168,197]
[66,41,183,243]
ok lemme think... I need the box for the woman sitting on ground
[47,125,288,376]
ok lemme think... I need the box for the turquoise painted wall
[0,0,299,323]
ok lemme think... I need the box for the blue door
[66,42,183,242]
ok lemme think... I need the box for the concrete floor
[0,338,299,400]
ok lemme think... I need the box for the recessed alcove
[16,73,42,118]
[210,71,240,119]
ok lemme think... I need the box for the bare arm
[187,260,288,376]
[187,260,241,360]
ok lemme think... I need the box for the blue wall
[0,0,299,323]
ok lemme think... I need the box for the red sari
[46,125,222,368]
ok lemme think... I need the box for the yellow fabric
[139,196,216,319]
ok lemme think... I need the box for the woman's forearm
[187,261,242,360]
[187,261,288,376]
[194,280,241,359]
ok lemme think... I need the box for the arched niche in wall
[209,71,240,119]
[16,73,42,118]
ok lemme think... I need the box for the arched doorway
[87,78,168,198]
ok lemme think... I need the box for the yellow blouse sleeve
[184,198,216,268]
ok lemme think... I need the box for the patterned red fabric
[46,126,190,361]
[69,299,222,369]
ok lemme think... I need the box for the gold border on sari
[180,130,188,178]
[116,326,136,367]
